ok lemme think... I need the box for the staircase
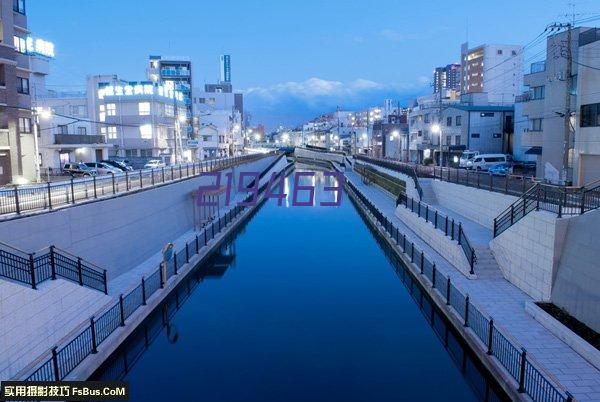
[419,178,438,204]
[0,242,108,293]
[472,245,504,279]
[493,180,600,237]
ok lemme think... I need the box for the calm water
[92,169,508,402]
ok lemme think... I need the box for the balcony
[161,68,190,77]
[521,130,543,147]
[54,134,106,145]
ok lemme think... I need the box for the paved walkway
[344,169,600,401]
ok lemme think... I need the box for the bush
[422,157,433,166]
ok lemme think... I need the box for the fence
[354,154,423,198]
[0,242,107,293]
[344,179,572,402]
[23,162,291,382]
[354,162,407,198]
[397,194,476,273]
[0,153,276,217]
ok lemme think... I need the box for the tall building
[148,56,193,138]
[433,63,461,94]
[518,27,600,185]
[460,42,523,104]
[0,0,34,184]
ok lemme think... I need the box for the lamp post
[431,123,442,166]
[32,107,53,183]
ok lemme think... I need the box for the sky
[28,0,597,130]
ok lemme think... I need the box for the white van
[459,151,479,168]
[468,154,511,171]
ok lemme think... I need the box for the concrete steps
[473,244,504,279]
[419,178,438,204]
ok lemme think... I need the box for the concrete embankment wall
[360,162,420,200]
[551,208,600,333]
[490,211,567,301]
[429,180,517,230]
[294,147,345,164]
[0,156,276,280]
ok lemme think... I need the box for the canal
[91,169,509,402]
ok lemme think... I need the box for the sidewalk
[344,170,600,401]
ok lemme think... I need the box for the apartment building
[0,0,34,184]
[519,27,600,185]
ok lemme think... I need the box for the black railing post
[195,235,199,253]
[487,318,494,355]
[125,171,130,191]
[90,316,98,354]
[185,243,189,264]
[174,252,178,275]
[77,257,83,285]
[70,178,75,204]
[159,263,165,288]
[432,264,436,287]
[103,270,108,294]
[51,346,60,380]
[464,295,470,327]
[450,219,455,241]
[29,253,36,289]
[14,187,21,214]
[445,217,448,236]
[566,392,574,402]
[470,251,475,275]
[119,294,125,326]
[162,167,165,183]
[47,182,53,209]
[139,170,143,188]
[93,175,97,198]
[141,277,147,305]
[50,245,56,280]
[446,278,451,305]
[518,348,527,393]
[151,169,155,186]
[458,223,462,245]
[434,210,438,227]
[111,173,116,194]
[493,218,497,237]
[510,205,514,225]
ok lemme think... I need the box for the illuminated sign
[98,83,184,102]
[26,37,55,58]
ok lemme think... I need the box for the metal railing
[493,180,600,237]
[0,242,107,293]
[23,163,289,383]
[354,163,407,198]
[354,155,423,198]
[344,178,572,402]
[355,155,536,198]
[0,153,276,218]
[397,194,476,273]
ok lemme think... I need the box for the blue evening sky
[28,0,596,129]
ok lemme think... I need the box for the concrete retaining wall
[0,156,276,280]
[490,210,567,301]
[295,147,345,164]
[360,162,420,200]
[395,206,473,278]
[551,208,600,333]
[430,180,517,230]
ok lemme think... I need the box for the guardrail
[354,155,423,198]
[0,242,107,293]
[344,178,572,402]
[397,194,475,273]
[0,153,276,218]
[493,180,600,237]
[354,162,406,198]
[22,162,290,382]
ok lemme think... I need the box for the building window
[139,124,152,139]
[480,112,494,117]
[125,149,137,158]
[471,133,480,138]
[13,36,26,53]
[58,125,68,134]
[493,133,502,139]
[165,104,174,117]
[446,116,452,126]
[529,118,543,131]
[106,103,116,116]
[107,126,117,139]
[454,135,461,145]
[77,126,87,135]
[580,103,600,127]
[446,135,452,145]
[13,0,25,14]
[456,116,462,126]
[139,102,151,116]
[16,77,29,94]
[99,105,106,122]
[531,86,545,100]
[140,149,153,158]
[70,105,86,117]
[18,117,31,133]
[424,114,430,123]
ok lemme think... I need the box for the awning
[525,146,542,155]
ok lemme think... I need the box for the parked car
[101,159,133,172]
[488,163,512,176]
[144,159,166,169]
[459,151,479,168]
[467,154,511,171]
[63,162,98,177]
[84,162,122,175]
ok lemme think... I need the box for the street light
[431,123,442,166]
[33,107,53,182]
